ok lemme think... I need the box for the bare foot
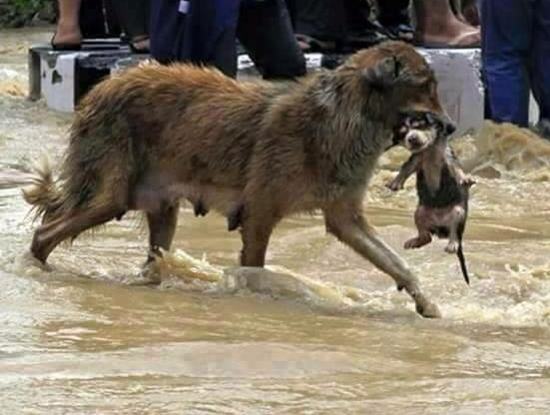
[414,0,481,47]
[417,26,480,48]
[130,36,150,53]
[52,22,82,48]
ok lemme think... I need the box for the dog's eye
[424,112,435,125]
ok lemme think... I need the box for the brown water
[1,28,550,415]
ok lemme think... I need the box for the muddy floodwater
[1,28,550,414]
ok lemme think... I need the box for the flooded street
[1,28,550,414]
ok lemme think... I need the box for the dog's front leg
[324,204,441,318]
[239,209,278,267]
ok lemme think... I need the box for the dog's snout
[407,133,422,147]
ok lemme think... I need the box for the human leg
[378,0,414,42]
[238,0,306,79]
[531,0,550,123]
[482,0,532,126]
[111,0,150,52]
[52,0,82,49]
[413,0,480,47]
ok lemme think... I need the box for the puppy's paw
[460,176,476,188]
[445,241,459,254]
[404,237,420,249]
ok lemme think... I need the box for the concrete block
[31,43,491,135]
[418,48,484,136]
[40,52,79,112]
[29,41,147,113]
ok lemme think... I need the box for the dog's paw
[416,301,442,319]
[445,241,459,254]
[460,176,476,188]
[386,180,402,192]
[404,238,419,249]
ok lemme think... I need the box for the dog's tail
[22,158,63,222]
[457,239,470,285]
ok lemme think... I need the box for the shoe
[416,30,481,49]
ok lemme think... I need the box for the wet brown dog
[24,41,452,318]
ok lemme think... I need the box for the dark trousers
[151,0,305,80]
[111,0,150,39]
[482,0,550,126]
[378,0,410,27]
[289,0,347,42]
[233,0,306,79]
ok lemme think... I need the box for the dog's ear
[362,56,402,90]
[363,55,430,90]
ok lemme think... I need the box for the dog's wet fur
[387,111,474,285]
[23,41,453,317]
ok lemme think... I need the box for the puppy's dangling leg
[404,233,432,249]
[444,206,466,254]
[445,238,459,254]
[406,206,433,249]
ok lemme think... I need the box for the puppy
[387,112,474,285]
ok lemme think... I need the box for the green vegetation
[0,0,55,28]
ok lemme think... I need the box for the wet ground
[1,28,550,414]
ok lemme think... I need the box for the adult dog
[24,41,452,317]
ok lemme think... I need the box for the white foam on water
[148,249,397,314]
[138,249,550,327]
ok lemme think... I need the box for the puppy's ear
[362,56,402,90]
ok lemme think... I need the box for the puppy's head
[394,112,456,153]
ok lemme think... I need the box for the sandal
[385,24,414,43]
[129,35,150,54]
[415,30,481,49]
[51,32,81,51]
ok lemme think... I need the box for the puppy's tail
[22,157,63,222]
[457,240,470,285]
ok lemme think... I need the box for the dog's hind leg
[31,203,126,263]
[324,201,441,318]
[146,201,180,262]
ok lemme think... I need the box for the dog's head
[393,111,456,153]
[344,41,455,133]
